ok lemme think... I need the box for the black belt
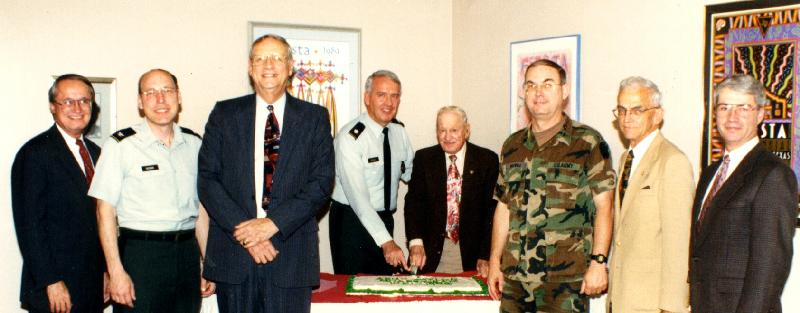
[119,227,195,242]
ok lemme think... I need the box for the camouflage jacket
[494,116,615,283]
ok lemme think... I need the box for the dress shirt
[331,113,414,246]
[408,143,467,247]
[253,93,286,218]
[89,121,201,231]
[627,129,659,176]
[700,136,760,206]
[55,124,92,173]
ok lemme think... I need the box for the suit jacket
[404,142,499,273]
[607,133,693,313]
[198,93,334,287]
[690,143,796,313]
[11,125,104,311]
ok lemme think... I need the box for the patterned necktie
[383,127,391,212]
[446,154,461,243]
[263,104,280,211]
[697,155,730,227]
[76,138,94,185]
[618,150,634,204]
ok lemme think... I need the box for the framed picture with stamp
[250,22,361,135]
[509,34,580,132]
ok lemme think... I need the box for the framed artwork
[509,34,580,132]
[702,1,800,219]
[250,22,360,135]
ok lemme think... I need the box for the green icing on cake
[346,275,489,296]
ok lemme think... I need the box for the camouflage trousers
[500,279,588,313]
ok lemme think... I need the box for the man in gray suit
[690,74,797,313]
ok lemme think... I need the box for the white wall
[1,0,451,310]
[2,0,798,311]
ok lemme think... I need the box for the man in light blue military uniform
[330,70,415,275]
[90,69,213,312]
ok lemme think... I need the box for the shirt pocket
[363,156,384,188]
[545,163,583,211]
[501,161,529,198]
[543,227,591,282]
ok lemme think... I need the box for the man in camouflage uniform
[487,59,615,313]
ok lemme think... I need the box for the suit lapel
[695,144,765,244]
[272,94,301,189]
[47,125,89,188]
[618,133,662,227]
[460,143,478,207]
[241,95,257,216]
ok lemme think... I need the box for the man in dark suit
[198,34,334,313]
[690,74,797,313]
[404,106,498,276]
[11,74,106,313]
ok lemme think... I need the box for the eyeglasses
[523,81,563,93]
[251,54,289,66]
[141,87,178,99]
[54,98,92,108]
[612,106,660,118]
[715,103,759,116]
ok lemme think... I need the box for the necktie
[446,154,461,243]
[618,150,634,204]
[697,155,730,227]
[383,127,392,212]
[76,138,94,185]
[263,104,281,211]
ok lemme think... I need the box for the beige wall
[2,0,799,311]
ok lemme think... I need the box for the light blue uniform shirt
[89,121,201,231]
[331,113,414,246]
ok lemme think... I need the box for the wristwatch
[590,253,608,264]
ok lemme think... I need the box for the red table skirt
[312,271,492,303]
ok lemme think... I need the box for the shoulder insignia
[391,118,405,127]
[180,127,202,139]
[349,122,366,139]
[111,128,136,142]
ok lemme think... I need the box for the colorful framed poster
[702,1,800,215]
[250,22,360,135]
[509,34,580,132]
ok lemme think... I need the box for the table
[311,272,499,313]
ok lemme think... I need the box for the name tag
[368,157,379,163]
[141,164,159,171]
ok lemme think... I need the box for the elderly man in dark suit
[404,106,498,276]
[690,74,797,313]
[11,74,106,313]
[198,34,334,313]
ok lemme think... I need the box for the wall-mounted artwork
[509,34,580,132]
[250,22,360,135]
[702,1,800,214]
[84,77,116,146]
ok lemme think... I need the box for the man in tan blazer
[607,77,694,313]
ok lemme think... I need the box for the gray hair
[365,70,401,93]
[250,34,293,62]
[619,76,662,107]
[714,74,768,106]
[49,74,95,104]
[437,105,469,126]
